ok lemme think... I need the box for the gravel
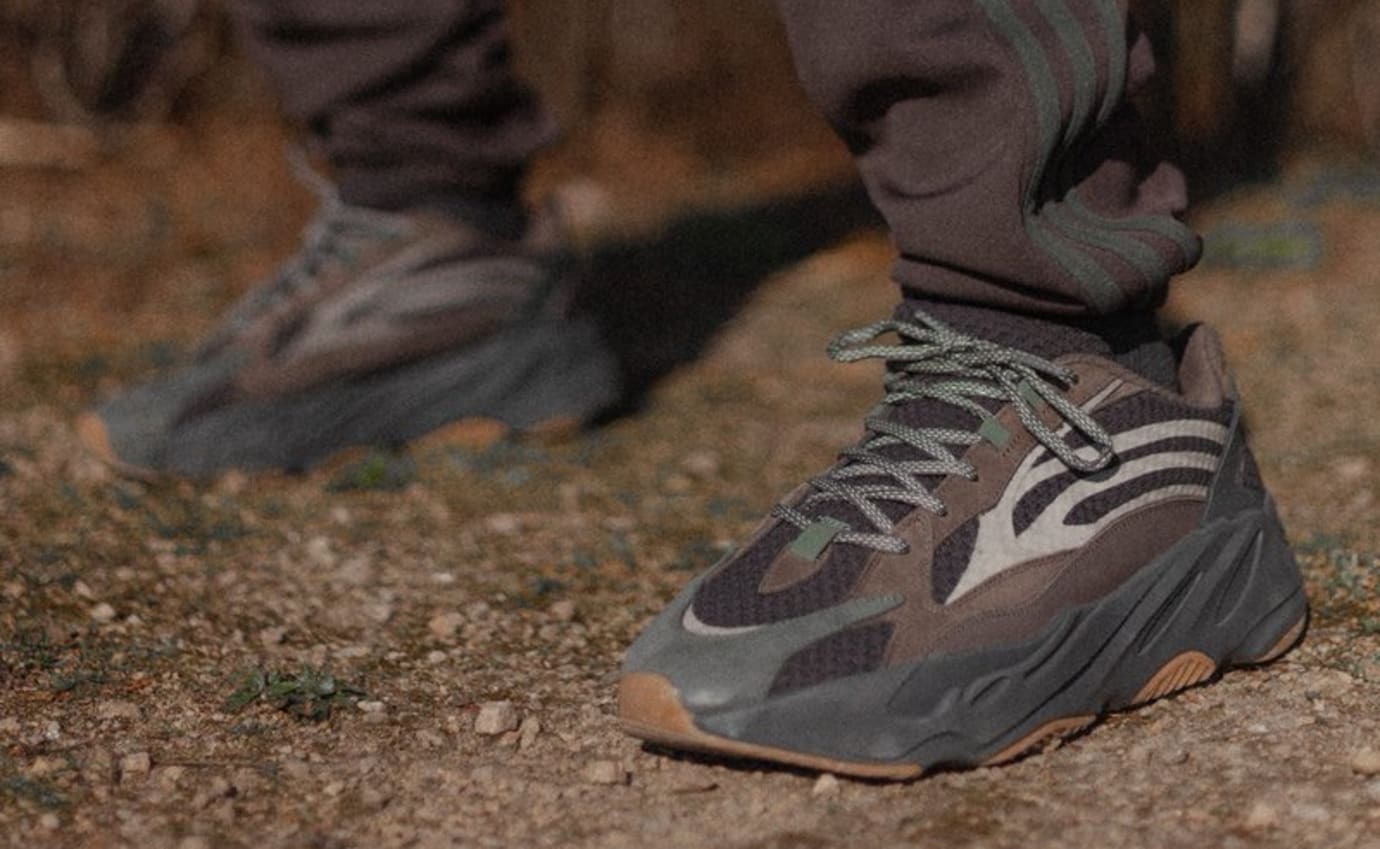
[474,702,520,736]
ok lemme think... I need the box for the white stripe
[946,416,1226,603]
[681,604,765,637]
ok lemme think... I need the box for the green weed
[222,667,365,722]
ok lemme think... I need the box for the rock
[360,784,393,810]
[428,612,465,640]
[1365,779,1380,804]
[26,756,63,777]
[38,812,60,831]
[1290,802,1331,823]
[681,450,721,479]
[193,776,235,809]
[812,773,841,797]
[258,627,287,647]
[1161,747,1190,766]
[474,701,519,736]
[119,752,152,780]
[305,536,336,568]
[357,700,386,714]
[96,700,141,721]
[583,760,629,786]
[485,513,521,535]
[90,603,117,623]
[549,600,577,623]
[518,717,542,750]
[1244,800,1279,829]
[1351,747,1380,776]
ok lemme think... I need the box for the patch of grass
[49,668,108,694]
[1,774,65,809]
[1296,535,1380,626]
[510,576,568,609]
[1,627,63,673]
[1202,219,1323,270]
[108,485,249,552]
[222,666,366,722]
[326,449,416,493]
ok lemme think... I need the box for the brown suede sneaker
[620,306,1306,779]
[78,194,622,478]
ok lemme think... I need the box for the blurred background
[0,0,1377,393]
[1,0,1377,184]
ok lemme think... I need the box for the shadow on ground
[578,180,883,403]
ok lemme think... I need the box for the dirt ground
[2,108,1380,848]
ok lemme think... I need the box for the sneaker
[619,304,1306,779]
[78,193,622,478]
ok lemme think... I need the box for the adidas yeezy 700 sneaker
[80,193,622,477]
[620,306,1306,779]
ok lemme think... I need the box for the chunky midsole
[686,506,1305,769]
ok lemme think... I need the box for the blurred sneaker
[620,304,1305,779]
[79,193,622,478]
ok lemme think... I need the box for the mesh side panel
[690,524,873,628]
[1065,468,1214,526]
[932,518,979,602]
[768,622,895,695]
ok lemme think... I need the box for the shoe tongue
[903,300,1113,360]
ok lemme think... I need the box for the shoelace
[772,310,1116,554]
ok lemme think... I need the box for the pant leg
[774,0,1200,317]
[230,0,556,212]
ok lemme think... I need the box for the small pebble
[357,700,386,714]
[812,773,841,797]
[474,701,519,736]
[681,450,721,479]
[96,701,141,721]
[1351,747,1380,776]
[38,812,60,831]
[119,752,152,780]
[549,600,577,623]
[428,612,464,640]
[1364,779,1380,804]
[485,513,521,535]
[583,760,628,786]
[90,603,117,623]
[518,716,542,750]
[305,536,336,568]
[1244,800,1279,829]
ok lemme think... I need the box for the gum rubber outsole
[619,611,1308,781]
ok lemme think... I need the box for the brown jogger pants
[232,0,1200,318]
